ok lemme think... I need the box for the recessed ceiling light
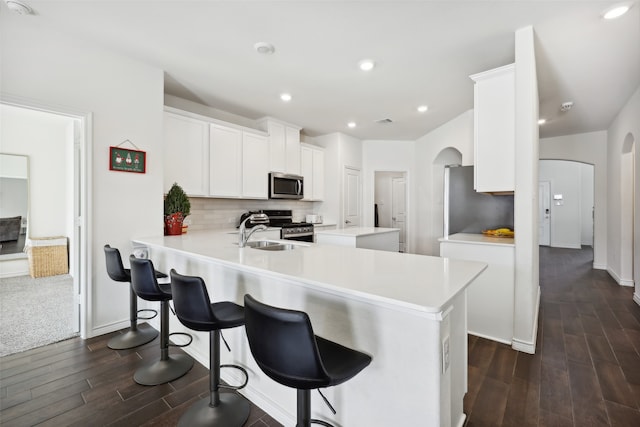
[5,0,33,14]
[254,42,275,55]
[280,93,292,102]
[538,118,547,125]
[347,122,357,128]
[358,59,376,71]
[417,105,429,113]
[603,4,631,19]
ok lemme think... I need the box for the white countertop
[314,226,400,237]
[133,230,486,314]
[439,232,515,247]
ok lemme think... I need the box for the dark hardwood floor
[464,246,640,426]
[2,246,640,426]
[0,324,282,426]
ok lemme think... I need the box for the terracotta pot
[164,213,184,236]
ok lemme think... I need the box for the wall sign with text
[109,146,146,173]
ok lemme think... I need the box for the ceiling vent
[375,118,393,124]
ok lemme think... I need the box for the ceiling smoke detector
[254,42,275,55]
[5,0,33,14]
[560,101,574,112]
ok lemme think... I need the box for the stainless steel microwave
[269,172,304,199]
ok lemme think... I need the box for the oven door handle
[283,232,314,238]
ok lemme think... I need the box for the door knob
[345,220,351,224]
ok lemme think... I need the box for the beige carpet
[0,274,78,357]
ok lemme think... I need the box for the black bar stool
[243,294,372,427]
[169,269,250,427]
[104,244,161,349]
[129,255,194,385]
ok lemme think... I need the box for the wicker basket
[26,236,69,278]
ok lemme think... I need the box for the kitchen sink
[253,243,298,251]
[244,240,280,248]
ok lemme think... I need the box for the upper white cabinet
[164,108,269,199]
[209,124,242,197]
[259,118,301,175]
[209,125,270,199]
[242,132,270,198]
[163,112,209,196]
[301,144,325,201]
[469,64,515,192]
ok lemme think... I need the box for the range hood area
[444,165,514,235]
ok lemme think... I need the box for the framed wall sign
[109,145,146,173]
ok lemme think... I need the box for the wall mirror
[0,153,29,259]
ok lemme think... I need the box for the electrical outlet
[442,335,450,373]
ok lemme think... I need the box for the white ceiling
[4,0,639,140]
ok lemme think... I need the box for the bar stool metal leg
[107,286,158,350]
[133,300,193,385]
[178,330,250,427]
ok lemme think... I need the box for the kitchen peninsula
[132,230,486,426]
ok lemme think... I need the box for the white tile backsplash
[186,198,320,231]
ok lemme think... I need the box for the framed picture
[109,146,146,173]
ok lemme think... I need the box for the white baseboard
[551,243,582,249]
[90,319,132,339]
[468,331,512,346]
[456,413,467,427]
[592,262,607,270]
[634,292,640,307]
[511,286,540,355]
[607,267,635,287]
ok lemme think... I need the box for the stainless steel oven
[280,223,314,242]
[261,209,314,242]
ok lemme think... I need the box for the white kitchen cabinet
[209,124,242,197]
[259,118,301,175]
[209,125,270,199]
[301,144,325,201]
[469,64,515,192]
[439,233,515,344]
[241,132,269,199]
[163,112,209,196]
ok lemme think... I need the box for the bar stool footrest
[169,332,193,348]
[311,419,334,427]
[137,308,158,320]
[219,364,249,390]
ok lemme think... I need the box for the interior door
[343,167,361,227]
[391,177,406,252]
[539,181,551,246]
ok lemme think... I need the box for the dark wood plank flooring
[3,246,640,426]
[464,246,640,426]
[0,324,282,426]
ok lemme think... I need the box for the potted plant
[164,182,191,236]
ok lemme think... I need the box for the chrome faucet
[238,213,269,248]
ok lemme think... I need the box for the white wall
[512,26,539,354]
[539,131,607,268]
[414,110,474,255]
[0,106,74,238]
[363,140,414,251]
[1,14,165,337]
[539,160,593,249]
[606,86,640,297]
[315,132,363,227]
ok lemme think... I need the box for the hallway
[464,246,640,426]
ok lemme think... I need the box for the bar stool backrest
[169,269,217,331]
[104,244,130,282]
[129,255,168,301]
[244,294,330,389]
